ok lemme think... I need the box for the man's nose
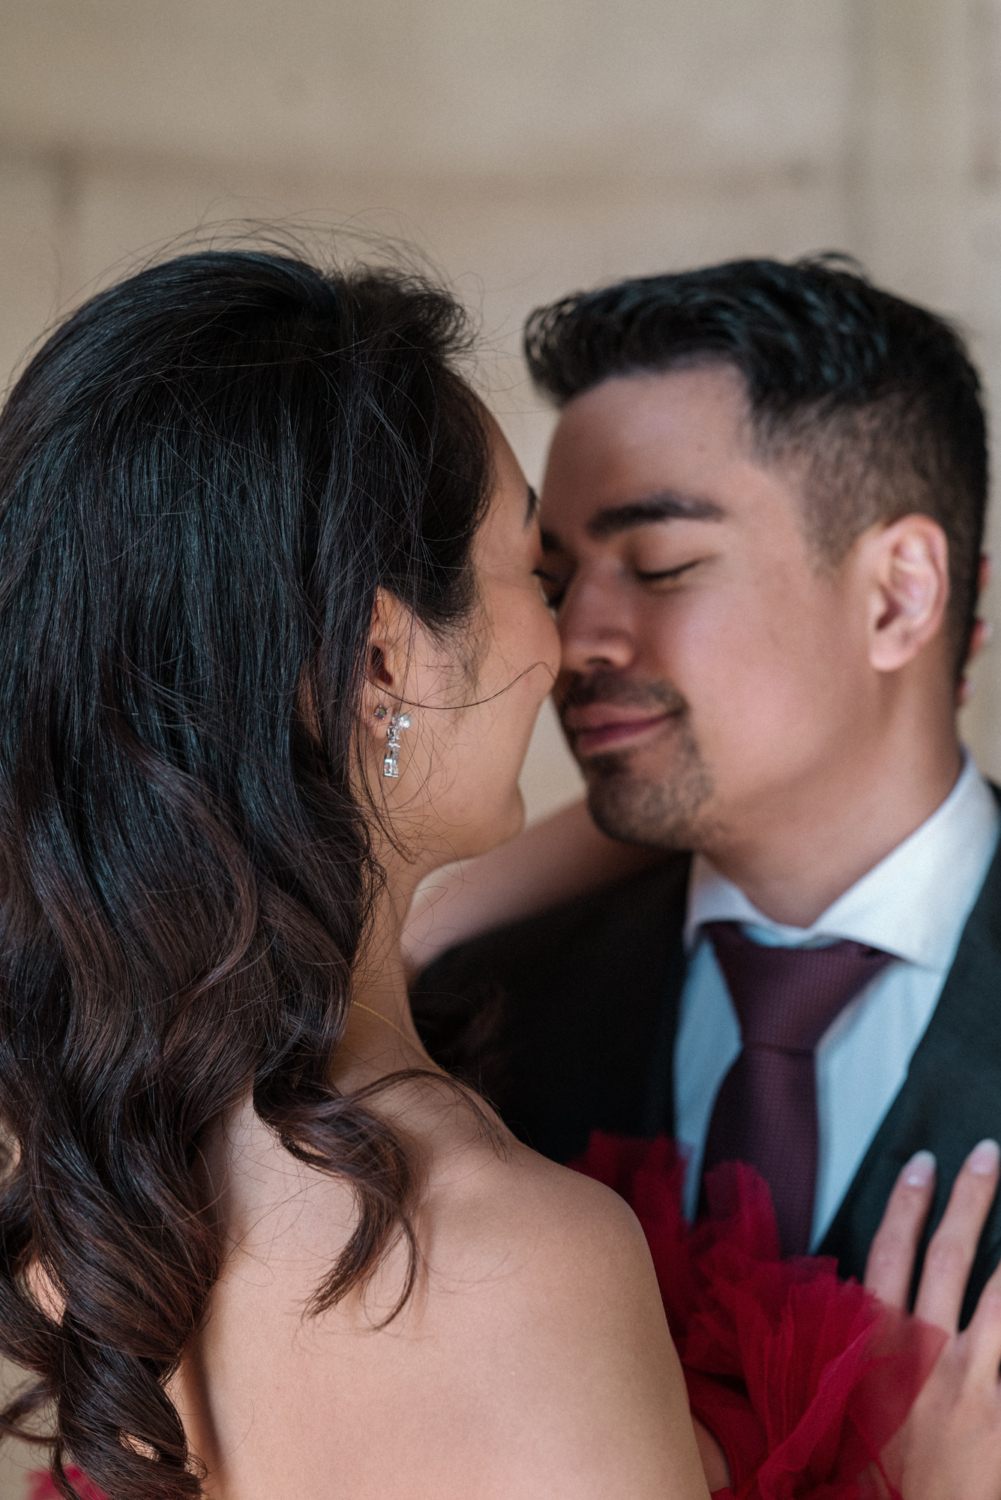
[557,575,637,674]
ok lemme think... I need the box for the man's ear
[864,514,950,673]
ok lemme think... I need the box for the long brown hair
[0,248,490,1498]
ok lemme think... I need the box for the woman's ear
[359,588,413,748]
[865,514,950,673]
[369,643,393,690]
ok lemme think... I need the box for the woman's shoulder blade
[405,1145,707,1499]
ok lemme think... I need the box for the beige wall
[5,1,1001,822]
[0,1,1000,1492]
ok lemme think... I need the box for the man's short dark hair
[524,255,988,674]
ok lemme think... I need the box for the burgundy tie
[700,921,894,1255]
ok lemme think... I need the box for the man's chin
[581,751,714,851]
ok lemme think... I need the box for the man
[413,256,1001,1313]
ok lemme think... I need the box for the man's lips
[562,708,675,755]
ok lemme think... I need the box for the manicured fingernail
[904,1150,936,1186]
[969,1139,1000,1175]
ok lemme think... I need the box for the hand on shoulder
[866,1139,1001,1500]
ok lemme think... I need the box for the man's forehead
[538,367,760,540]
[552,364,751,442]
[540,490,725,551]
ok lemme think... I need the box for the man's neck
[700,735,965,929]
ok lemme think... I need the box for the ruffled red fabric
[27,1468,108,1500]
[571,1131,945,1500]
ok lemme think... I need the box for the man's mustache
[557,673,689,717]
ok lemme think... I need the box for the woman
[0,247,998,1500]
[0,247,709,1500]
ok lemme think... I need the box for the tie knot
[703,920,894,1053]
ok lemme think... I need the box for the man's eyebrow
[586,491,725,539]
[524,485,539,526]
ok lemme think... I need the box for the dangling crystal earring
[380,709,412,778]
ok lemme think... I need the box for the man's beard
[558,673,715,850]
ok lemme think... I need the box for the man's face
[538,365,874,853]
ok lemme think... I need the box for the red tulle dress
[27,1134,943,1500]
[571,1133,944,1500]
[27,1470,106,1500]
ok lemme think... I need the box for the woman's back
[177,1066,705,1499]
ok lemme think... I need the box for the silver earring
[382,711,412,778]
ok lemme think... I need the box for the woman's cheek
[502,582,560,689]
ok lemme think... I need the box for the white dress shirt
[674,752,1000,1246]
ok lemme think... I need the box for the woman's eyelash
[532,567,566,607]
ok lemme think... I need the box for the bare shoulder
[183,1100,709,1498]
[434,1136,654,1288]
[421,1139,708,1500]
[427,1139,672,1379]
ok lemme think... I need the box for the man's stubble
[558,674,717,851]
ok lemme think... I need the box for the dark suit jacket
[413,821,1001,1321]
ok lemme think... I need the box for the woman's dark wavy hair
[0,248,491,1499]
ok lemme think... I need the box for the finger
[865,1150,936,1307]
[963,1243,1001,1386]
[915,1138,1000,1332]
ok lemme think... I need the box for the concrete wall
[7,0,1001,824]
[0,3,998,1486]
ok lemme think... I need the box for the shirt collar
[685,752,1000,971]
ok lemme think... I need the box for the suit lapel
[520,852,692,1153]
[819,798,1001,1314]
[414,851,692,1162]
